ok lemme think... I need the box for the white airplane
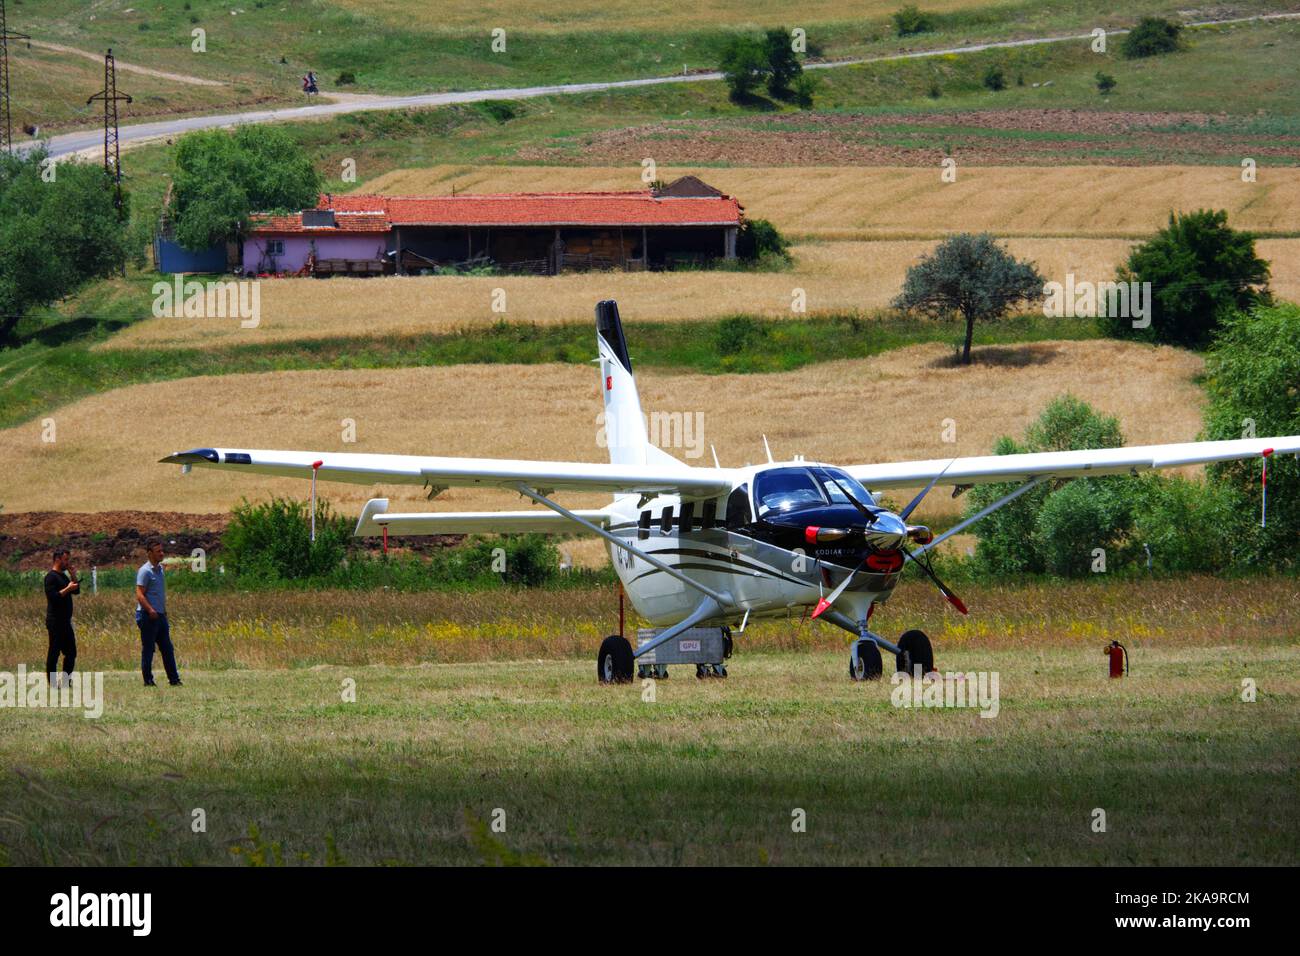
[163,300,1299,684]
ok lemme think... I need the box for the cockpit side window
[725,484,752,529]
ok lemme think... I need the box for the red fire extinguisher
[1105,640,1128,678]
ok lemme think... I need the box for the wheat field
[362,165,1300,239]
[2,340,1204,518]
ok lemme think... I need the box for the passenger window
[638,510,650,541]
[680,501,695,534]
[660,506,674,535]
[725,485,751,529]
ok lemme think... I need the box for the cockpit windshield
[754,468,825,517]
[810,466,877,509]
[754,466,876,518]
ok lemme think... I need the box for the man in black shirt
[44,548,80,687]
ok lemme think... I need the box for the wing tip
[159,447,219,465]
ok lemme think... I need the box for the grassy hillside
[15,0,1289,115]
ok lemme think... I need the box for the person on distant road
[44,548,80,688]
[135,538,182,687]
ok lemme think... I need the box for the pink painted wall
[242,235,388,274]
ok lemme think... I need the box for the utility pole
[0,0,31,155]
[86,47,132,216]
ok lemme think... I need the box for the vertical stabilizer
[596,300,650,467]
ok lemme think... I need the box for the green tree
[1102,210,1270,348]
[0,149,130,344]
[171,125,322,251]
[719,35,769,101]
[763,28,803,98]
[1122,17,1182,59]
[1201,303,1300,567]
[892,233,1044,364]
[982,65,1006,91]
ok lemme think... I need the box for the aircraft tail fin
[596,300,676,468]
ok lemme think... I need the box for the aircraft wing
[354,499,611,536]
[847,436,1300,490]
[159,446,731,497]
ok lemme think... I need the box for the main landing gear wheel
[896,629,935,676]
[597,635,634,684]
[849,640,883,681]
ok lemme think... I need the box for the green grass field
[0,578,1296,865]
[1,644,1295,865]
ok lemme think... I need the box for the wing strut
[514,484,733,607]
[913,476,1047,556]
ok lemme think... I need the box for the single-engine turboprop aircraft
[162,301,1300,684]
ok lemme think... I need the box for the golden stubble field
[110,236,1300,350]
[363,165,1300,239]
[0,340,1204,518]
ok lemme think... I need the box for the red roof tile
[246,189,742,234]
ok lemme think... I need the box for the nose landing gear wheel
[597,635,634,684]
[849,640,883,681]
[896,629,935,676]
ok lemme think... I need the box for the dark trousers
[137,612,180,685]
[45,619,76,681]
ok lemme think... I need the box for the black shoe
[169,680,184,687]
[144,680,157,687]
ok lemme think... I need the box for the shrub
[1035,479,1133,576]
[715,315,768,356]
[221,497,351,581]
[1101,209,1270,348]
[1122,17,1182,59]
[735,218,790,261]
[452,535,560,587]
[1129,475,1248,573]
[967,397,1129,576]
[982,65,1006,91]
[476,100,519,123]
[792,72,820,109]
[892,6,935,36]
[1095,72,1116,94]
[335,70,356,85]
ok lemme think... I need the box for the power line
[86,47,132,216]
[0,0,31,155]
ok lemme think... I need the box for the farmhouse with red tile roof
[242,176,744,276]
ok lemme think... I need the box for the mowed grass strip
[104,236,1300,351]
[363,165,1300,240]
[0,638,1295,865]
[0,340,1205,517]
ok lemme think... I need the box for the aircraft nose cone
[864,511,907,548]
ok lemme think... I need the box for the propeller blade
[830,478,879,523]
[902,546,969,615]
[811,556,867,619]
[899,457,959,522]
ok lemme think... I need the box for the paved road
[33,12,1299,159]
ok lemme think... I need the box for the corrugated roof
[246,188,742,234]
